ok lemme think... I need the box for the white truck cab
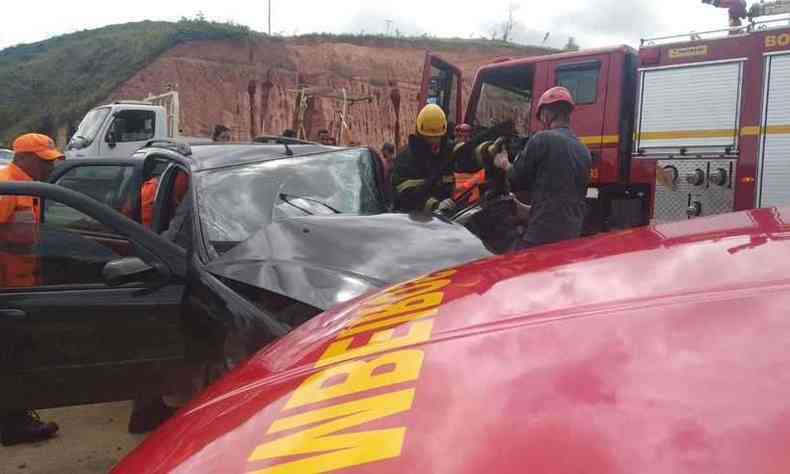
[66,92,181,159]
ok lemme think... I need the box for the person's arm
[432,173,456,213]
[506,134,545,192]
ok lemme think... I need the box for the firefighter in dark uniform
[392,104,458,214]
[492,86,591,249]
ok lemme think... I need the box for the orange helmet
[536,86,575,118]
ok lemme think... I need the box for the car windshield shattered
[197,148,385,258]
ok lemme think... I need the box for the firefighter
[139,171,189,229]
[492,86,591,249]
[0,133,62,446]
[453,124,486,206]
[391,104,457,213]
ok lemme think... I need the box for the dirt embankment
[108,37,550,148]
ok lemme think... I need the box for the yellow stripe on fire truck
[579,135,620,146]
[632,126,790,141]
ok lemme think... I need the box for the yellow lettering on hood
[286,350,424,410]
[248,389,415,473]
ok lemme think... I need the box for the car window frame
[0,178,186,294]
[44,162,141,236]
[152,163,192,238]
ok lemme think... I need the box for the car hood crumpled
[204,213,493,310]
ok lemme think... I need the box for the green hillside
[0,19,552,146]
[0,18,250,145]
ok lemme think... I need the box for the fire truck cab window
[475,65,534,136]
[556,63,600,105]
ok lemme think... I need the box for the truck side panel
[638,25,790,215]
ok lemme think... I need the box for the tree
[502,3,519,43]
[564,36,580,51]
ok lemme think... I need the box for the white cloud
[0,0,736,50]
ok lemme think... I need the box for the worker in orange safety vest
[453,124,486,207]
[0,133,63,287]
[0,133,62,446]
[139,171,189,229]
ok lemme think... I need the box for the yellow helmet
[416,104,448,137]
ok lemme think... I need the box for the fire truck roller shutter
[635,61,744,150]
[757,53,790,208]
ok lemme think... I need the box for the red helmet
[536,86,575,118]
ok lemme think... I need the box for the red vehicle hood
[116,208,790,474]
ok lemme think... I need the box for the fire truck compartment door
[636,61,744,151]
[757,53,790,208]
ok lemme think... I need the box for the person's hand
[436,198,456,213]
[493,151,511,171]
[488,136,508,155]
[514,200,531,223]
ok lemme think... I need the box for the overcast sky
[0,0,736,51]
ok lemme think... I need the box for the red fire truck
[419,3,790,233]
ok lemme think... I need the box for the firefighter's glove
[436,198,457,214]
[493,151,511,172]
[489,136,508,155]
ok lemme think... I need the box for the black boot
[0,410,59,446]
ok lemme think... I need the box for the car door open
[418,52,465,130]
[0,181,193,410]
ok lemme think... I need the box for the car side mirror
[67,136,86,151]
[102,257,159,286]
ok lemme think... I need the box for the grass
[0,17,251,145]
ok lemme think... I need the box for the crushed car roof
[116,207,790,474]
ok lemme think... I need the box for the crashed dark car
[0,142,491,410]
